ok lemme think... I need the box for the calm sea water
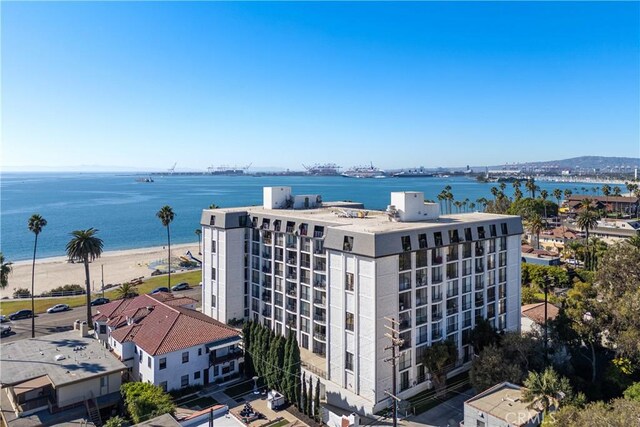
[1,173,594,261]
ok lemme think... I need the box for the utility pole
[101,264,105,298]
[544,275,550,366]
[384,317,404,427]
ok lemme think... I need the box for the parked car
[0,315,7,323]
[151,287,170,294]
[90,297,110,306]
[0,325,11,337]
[171,282,189,291]
[47,304,70,314]
[8,309,33,321]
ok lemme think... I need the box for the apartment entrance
[203,369,209,385]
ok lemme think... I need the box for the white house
[463,382,543,427]
[93,293,243,391]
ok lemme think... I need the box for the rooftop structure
[201,187,523,415]
[464,382,543,427]
[0,329,126,425]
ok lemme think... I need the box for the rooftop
[465,382,541,426]
[96,294,240,356]
[521,302,560,324]
[0,330,126,387]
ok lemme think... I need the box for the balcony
[211,348,244,365]
[432,312,443,321]
[313,331,326,341]
[286,304,297,312]
[313,298,326,307]
[262,266,272,274]
[314,280,326,289]
[261,293,271,303]
[314,261,326,271]
[262,309,272,317]
[314,313,326,323]
[432,292,443,303]
[287,258,298,266]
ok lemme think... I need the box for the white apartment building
[93,293,243,392]
[201,187,523,414]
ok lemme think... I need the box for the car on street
[8,309,33,321]
[171,282,189,291]
[47,304,70,314]
[90,297,110,306]
[151,287,171,294]
[0,325,11,337]
[0,315,7,323]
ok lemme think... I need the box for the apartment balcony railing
[313,331,326,341]
[416,315,429,325]
[314,281,326,289]
[262,266,272,274]
[210,349,244,365]
[432,312,443,322]
[314,313,326,323]
[313,298,326,307]
[286,304,297,312]
[432,293,443,302]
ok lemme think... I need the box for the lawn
[175,395,218,409]
[223,378,265,401]
[0,270,202,315]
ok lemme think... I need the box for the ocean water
[1,172,594,261]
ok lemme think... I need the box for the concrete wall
[56,372,121,408]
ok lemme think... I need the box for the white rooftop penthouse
[201,187,523,415]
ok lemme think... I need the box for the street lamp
[252,376,260,395]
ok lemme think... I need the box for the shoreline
[2,242,201,298]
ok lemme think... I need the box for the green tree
[156,206,175,287]
[0,252,12,290]
[507,198,558,220]
[306,374,313,416]
[523,367,573,414]
[66,228,104,328]
[526,213,545,249]
[552,188,562,207]
[525,178,537,198]
[28,214,47,338]
[540,190,549,218]
[470,344,523,392]
[121,382,175,424]
[624,382,640,402]
[242,321,255,377]
[208,203,220,209]
[104,415,126,427]
[301,372,308,415]
[470,317,499,354]
[314,377,321,421]
[422,339,457,396]
[576,209,599,270]
[563,188,572,200]
[115,282,138,299]
[543,398,640,427]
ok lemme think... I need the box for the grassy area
[262,418,289,427]
[0,270,201,315]
[175,395,218,409]
[223,378,264,400]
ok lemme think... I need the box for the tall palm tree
[195,229,202,255]
[522,367,572,414]
[0,252,12,290]
[525,178,537,198]
[469,202,476,212]
[539,190,549,219]
[527,213,545,249]
[208,203,220,209]
[552,188,562,208]
[602,184,611,217]
[612,186,622,216]
[28,214,47,338]
[115,282,138,300]
[490,186,499,200]
[563,188,572,201]
[577,209,599,270]
[66,228,104,328]
[157,206,175,287]
[512,179,521,195]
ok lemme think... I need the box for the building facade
[201,187,523,414]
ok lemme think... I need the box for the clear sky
[2,1,639,171]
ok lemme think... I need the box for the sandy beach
[1,243,201,299]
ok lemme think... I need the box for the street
[0,286,202,344]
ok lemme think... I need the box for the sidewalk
[401,389,474,427]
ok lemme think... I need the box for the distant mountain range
[485,156,640,171]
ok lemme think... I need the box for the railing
[301,360,327,379]
[314,314,326,323]
[432,312,443,321]
[313,331,326,341]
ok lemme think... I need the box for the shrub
[12,288,31,298]
[121,382,174,424]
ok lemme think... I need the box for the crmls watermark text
[504,411,545,424]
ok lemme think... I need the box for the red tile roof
[521,302,560,324]
[95,293,240,356]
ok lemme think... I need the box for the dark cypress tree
[301,372,307,415]
[290,336,302,409]
[282,332,294,402]
[242,321,254,376]
[314,377,321,421]
[275,335,287,392]
[255,325,266,376]
[306,376,313,416]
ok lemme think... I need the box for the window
[198,348,202,356]
[211,295,216,308]
[209,215,216,225]
[434,232,443,246]
[401,235,412,251]
[345,273,354,291]
[449,229,460,243]
[345,351,354,371]
[345,312,355,331]
[160,381,167,391]
[194,371,201,380]
[100,376,107,387]
[182,351,189,364]
[477,226,485,239]
[147,356,151,368]
[343,236,354,251]
[139,351,142,363]
[400,370,410,391]
[489,224,497,237]
[212,240,217,253]
[418,233,428,249]
[399,252,412,271]
[416,250,428,268]
[501,222,508,235]
[211,267,216,280]
[286,221,295,233]
[181,375,189,388]
[464,228,472,242]
[99,325,106,334]
[159,357,167,370]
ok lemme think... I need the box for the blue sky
[2,1,639,171]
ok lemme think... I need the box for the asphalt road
[1,286,202,344]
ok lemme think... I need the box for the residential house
[463,382,543,427]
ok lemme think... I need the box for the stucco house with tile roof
[93,293,243,391]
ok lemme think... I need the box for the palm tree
[66,228,104,328]
[157,206,175,287]
[576,209,599,270]
[525,178,537,198]
[195,229,202,255]
[563,188,572,201]
[513,187,523,201]
[490,186,499,200]
[469,202,476,211]
[523,367,572,413]
[115,282,137,299]
[28,214,47,338]
[527,213,545,249]
[612,186,622,216]
[539,190,549,219]
[208,203,220,209]
[0,253,12,290]
[552,188,562,208]
[602,184,611,217]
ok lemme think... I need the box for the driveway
[402,389,475,427]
